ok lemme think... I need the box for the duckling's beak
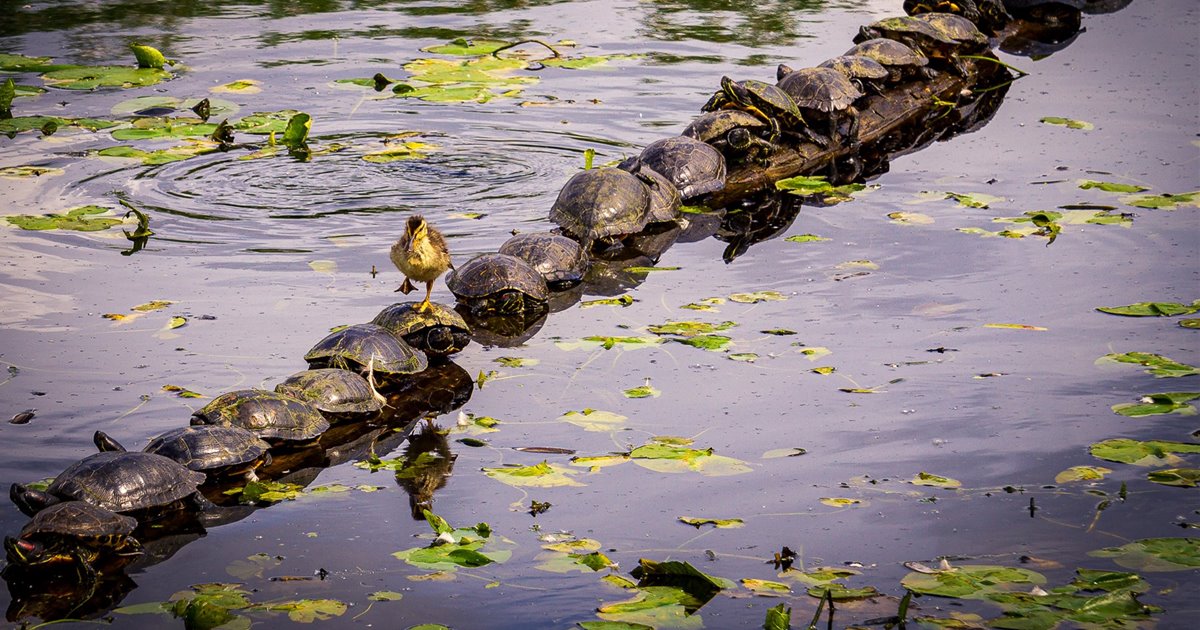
[406,222,427,254]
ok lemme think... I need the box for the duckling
[390,214,452,313]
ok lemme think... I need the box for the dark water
[0,0,1197,628]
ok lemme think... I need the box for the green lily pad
[944,191,1003,209]
[1146,468,1200,487]
[1079,180,1148,193]
[889,211,936,225]
[483,461,583,487]
[630,439,751,476]
[1054,465,1112,483]
[911,472,962,489]
[806,584,879,600]
[494,356,538,368]
[362,140,435,162]
[1089,538,1200,572]
[1097,352,1200,378]
[819,497,863,507]
[1089,438,1200,466]
[956,226,1036,239]
[570,454,631,471]
[623,382,661,398]
[582,295,635,308]
[728,352,758,362]
[233,110,301,134]
[795,346,831,361]
[596,586,706,629]
[41,65,173,90]
[778,567,860,586]
[560,408,626,432]
[1181,318,1200,329]
[110,117,218,140]
[6,205,122,232]
[556,335,663,351]
[421,38,513,56]
[648,320,736,337]
[675,335,731,352]
[96,141,221,165]
[264,599,347,623]
[368,591,404,602]
[0,53,72,72]
[0,115,120,134]
[1040,116,1093,130]
[211,79,262,94]
[776,175,833,195]
[901,564,1046,599]
[728,291,786,303]
[1120,191,1199,210]
[678,516,744,529]
[1098,301,1200,317]
[741,578,790,594]
[1112,392,1200,417]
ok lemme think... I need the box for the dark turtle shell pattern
[621,136,726,200]
[44,451,206,514]
[304,323,428,376]
[276,368,385,415]
[498,232,590,289]
[548,168,652,244]
[447,253,550,315]
[191,389,330,442]
[776,67,863,113]
[19,501,138,539]
[143,425,272,473]
[817,56,890,83]
[372,302,472,356]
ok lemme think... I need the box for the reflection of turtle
[446,253,550,316]
[455,304,548,348]
[843,39,930,85]
[94,426,272,481]
[716,191,803,263]
[4,502,143,578]
[3,562,137,623]
[275,368,385,418]
[10,451,207,517]
[683,109,773,165]
[903,0,1012,35]
[619,136,726,200]
[191,389,330,444]
[549,168,651,250]
[394,425,456,520]
[775,66,863,149]
[499,232,590,290]
[304,323,429,376]
[372,302,472,357]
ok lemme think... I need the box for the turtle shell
[19,501,137,539]
[776,67,863,113]
[621,136,726,200]
[498,232,590,289]
[446,253,550,314]
[818,55,890,82]
[44,452,206,514]
[856,15,958,47]
[911,13,988,48]
[844,39,929,72]
[372,302,472,356]
[7,501,142,569]
[276,368,384,416]
[304,323,428,376]
[143,425,272,473]
[631,165,682,224]
[708,77,806,130]
[549,168,652,244]
[191,389,330,442]
[682,109,768,145]
[904,0,1012,35]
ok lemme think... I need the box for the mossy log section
[707,59,990,207]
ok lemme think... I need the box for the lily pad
[648,320,736,337]
[901,564,1046,599]
[944,191,1002,209]
[784,233,830,242]
[556,335,663,351]
[6,205,124,231]
[1040,116,1093,130]
[1112,392,1200,417]
[911,472,962,489]
[678,516,744,529]
[483,461,583,487]
[741,578,790,594]
[1146,468,1200,488]
[42,65,173,90]
[623,382,661,398]
[422,38,514,56]
[110,117,219,140]
[1120,191,1199,210]
[1097,352,1200,378]
[1079,180,1148,193]
[1089,538,1200,572]
[1089,438,1200,466]
[630,439,751,476]
[560,408,627,432]
[729,291,786,304]
[596,586,707,629]
[675,335,732,352]
[211,79,262,94]
[97,140,221,165]
[1054,465,1112,483]
[265,599,347,623]
[362,140,435,163]
[1098,300,1200,317]
[582,295,635,308]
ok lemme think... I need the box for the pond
[0,0,1197,628]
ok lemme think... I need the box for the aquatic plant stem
[960,54,1028,76]
[491,39,561,59]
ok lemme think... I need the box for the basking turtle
[446,253,550,316]
[625,165,682,224]
[913,13,989,49]
[548,168,651,250]
[4,502,143,577]
[498,232,590,290]
[371,302,473,356]
[903,0,1012,35]
[304,323,429,377]
[10,451,207,517]
[854,15,983,76]
[843,39,931,84]
[94,426,272,481]
[817,55,891,94]
[618,136,726,200]
[191,389,330,443]
[775,66,864,149]
[276,368,385,417]
[682,109,774,165]
[701,76,806,146]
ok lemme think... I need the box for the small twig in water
[491,39,561,59]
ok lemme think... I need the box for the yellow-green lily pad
[483,461,583,487]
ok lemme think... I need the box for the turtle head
[93,431,127,453]
[776,64,794,81]
[855,25,880,44]
[4,536,43,566]
[10,483,55,517]
[720,76,750,106]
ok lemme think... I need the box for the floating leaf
[1120,191,1199,210]
[742,578,790,594]
[97,141,221,165]
[1097,352,1200,378]
[911,472,961,489]
[675,335,732,352]
[984,323,1048,331]
[0,53,66,72]
[902,564,1046,599]
[495,356,538,368]
[1054,465,1112,483]
[582,295,635,308]
[835,259,878,270]
[819,497,862,507]
[556,335,663,351]
[476,369,500,388]
[626,265,680,273]
[1112,392,1200,417]
[956,226,1035,239]
[776,175,832,195]
[888,211,935,225]
[1089,538,1200,572]
[648,320,736,337]
[110,117,218,140]
[561,408,626,432]
[728,353,758,363]
[368,591,404,602]
[762,448,807,459]
[1181,319,1200,329]
[784,233,830,242]
[225,480,306,504]
[421,38,512,56]
[0,115,120,134]
[212,79,262,94]
[132,300,174,312]
[944,191,1001,209]
[1147,468,1200,488]
[483,461,583,487]
[623,381,661,399]
[42,65,172,90]
[6,205,121,232]
[362,140,434,162]
[678,516,744,529]
[1097,301,1200,317]
[630,439,751,476]
[795,346,831,361]
[762,329,796,336]
[729,291,786,303]
[1040,116,1093,130]
[596,586,707,629]
[570,454,631,471]
[166,316,187,330]
[779,567,860,586]
[1079,180,1148,194]
[1089,438,1200,466]
[162,384,204,398]
[806,584,879,600]
[811,366,835,375]
[0,165,63,178]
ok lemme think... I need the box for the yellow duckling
[390,214,452,313]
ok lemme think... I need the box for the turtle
[304,323,429,377]
[498,232,591,290]
[93,426,272,481]
[624,164,682,224]
[4,502,143,577]
[276,367,385,417]
[854,15,982,77]
[817,55,891,94]
[446,253,550,316]
[682,109,774,165]
[903,0,1012,35]
[191,389,331,443]
[843,39,931,84]
[775,66,864,149]
[701,76,807,146]
[10,451,207,517]
[912,13,989,49]
[371,302,473,356]
[617,136,726,200]
[548,167,652,250]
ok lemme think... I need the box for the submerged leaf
[560,408,627,432]
[1040,116,1093,130]
[1120,191,1199,210]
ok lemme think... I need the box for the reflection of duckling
[390,215,452,313]
[394,425,456,520]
